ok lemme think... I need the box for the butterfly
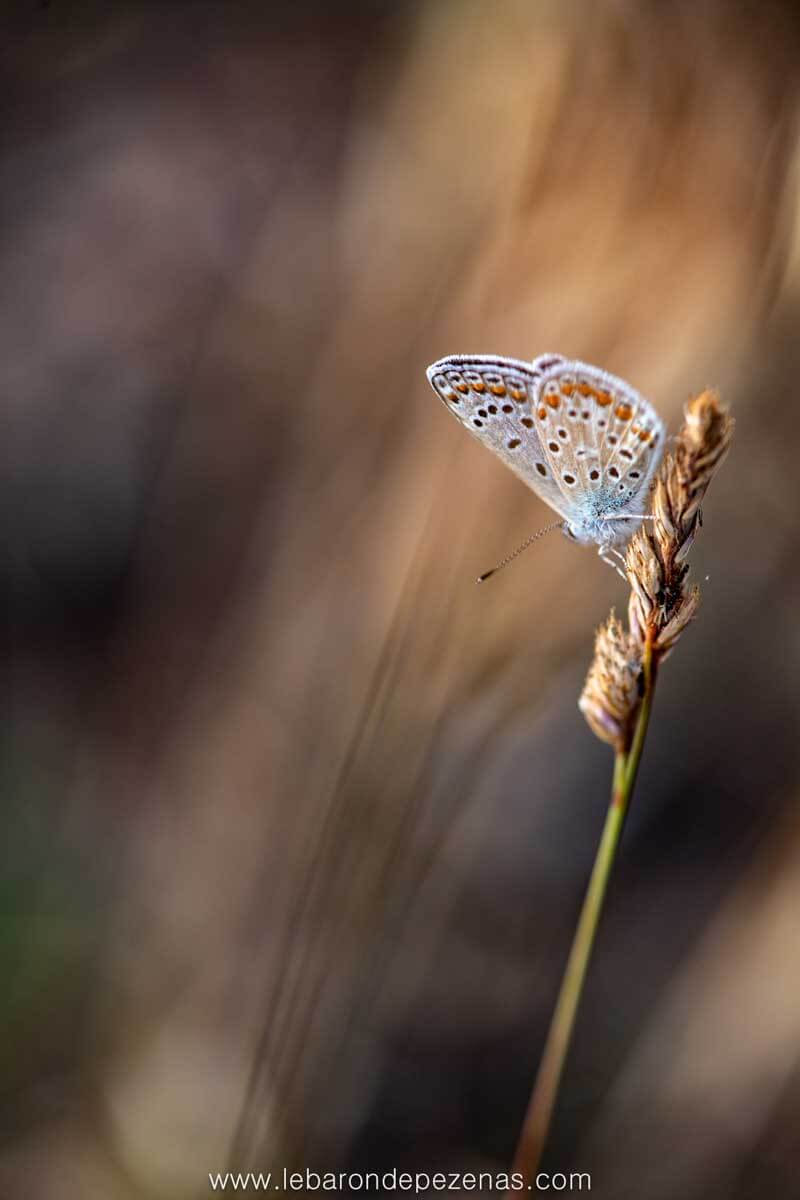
[426,353,664,575]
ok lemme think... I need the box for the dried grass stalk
[580,388,734,749]
[578,612,640,754]
[513,389,733,1187]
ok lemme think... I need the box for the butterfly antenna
[477,521,564,583]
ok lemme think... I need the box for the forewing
[426,354,570,519]
[533,360,664,512]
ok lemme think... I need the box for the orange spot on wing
[615,403,633,420]
[456,383,469,393]
[578,383,593,397]
[560,382,575,396]
[639,429,651,441]
[490,384,507,397]
[538,406,547,419]
[546,395,560,409]
[472,381,486,393]
[597,391,612,406]
[509,386,526,401]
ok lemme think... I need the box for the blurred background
[2,1,800,1196]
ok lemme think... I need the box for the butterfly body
[561,491,645,549]
[426,353,664,556]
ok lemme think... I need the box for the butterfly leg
[598,544,628,581]
[600,514,656,527]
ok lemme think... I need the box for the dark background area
[2,2,800,1197]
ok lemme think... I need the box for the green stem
[510,632,657,1187]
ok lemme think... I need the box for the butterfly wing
[533,360,664,529]
[426,354,572,521]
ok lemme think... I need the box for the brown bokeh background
[2,2,800,1197]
